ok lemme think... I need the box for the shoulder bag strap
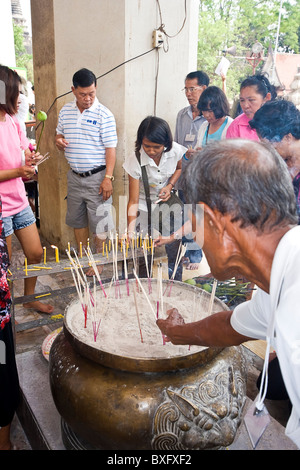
[135,150,152,233]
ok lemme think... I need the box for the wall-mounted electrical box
[152,30,163,48]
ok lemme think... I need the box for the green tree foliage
[198,0,300,102]
[13,22,33,82]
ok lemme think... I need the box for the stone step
[16,348,65,450]
[15,347,297,451]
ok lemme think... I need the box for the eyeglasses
[182,86,202,93]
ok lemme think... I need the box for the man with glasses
[174,71,209,270]
[174,71,209,150]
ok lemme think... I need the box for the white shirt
[56,97,117,172]
[123,142,186,211]
[231,226,300,448]
[16,93,29,133]
[195,116,233,148]
[174,106,206,149]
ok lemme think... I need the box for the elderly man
[56,68,117,256]
[157,140,300,448]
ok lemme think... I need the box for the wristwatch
[105,174,114,181]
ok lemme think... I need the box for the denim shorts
[2,205,36,237]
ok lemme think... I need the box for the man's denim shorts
[2,205,36,237]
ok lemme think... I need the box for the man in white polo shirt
[55,68,117,256]
[157,140,300,448]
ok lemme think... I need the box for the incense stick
[133,269,156,320]
[110,232,121,298]
[35,152,50,166]
[122,241,130,296]
[164,243,187,296]
[157,262,166,345]
[188,291,196,351]
[142,238,152,294]
[132,279,143,343]
[208,279,217,315]
[91,276,101,342]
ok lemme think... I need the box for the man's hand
[55,136,69,151]
[99,177,113,201]
[156,308,186,344]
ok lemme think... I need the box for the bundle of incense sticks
[84,246,107,297]
[68,248,107,341]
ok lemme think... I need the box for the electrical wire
[37,1,187,128]
[36,47,156,130]
[154,48,160,116]
[155,0,187,49]
[152,0,188,108]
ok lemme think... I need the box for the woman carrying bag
[123,116,187,280]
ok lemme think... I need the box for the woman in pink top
[0,66,53,314]
[226,74,277,141]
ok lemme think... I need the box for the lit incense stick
[132,280,143,343]
[133,269,156,320]
[208,279,217,315]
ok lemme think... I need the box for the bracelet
[167,182,174,188]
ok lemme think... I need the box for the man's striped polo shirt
[56,97,117,172]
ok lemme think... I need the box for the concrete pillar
[31,0,199,249]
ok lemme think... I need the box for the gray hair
[182,139,298,230]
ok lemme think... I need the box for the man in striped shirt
[55,68,117,258]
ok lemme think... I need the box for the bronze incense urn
[49,279,247,450]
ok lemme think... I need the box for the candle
[51,245,59,263]
[68,242,70,254]
[106,244,108,259]
[25,257,28,275]
[43,246,46,264]
[80,242,83,258]
[102,242,105,256]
